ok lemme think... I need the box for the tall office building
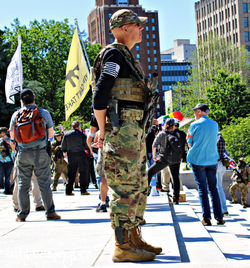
[161,40,195,113]
[88,0,163,116]
[195,0,250,52]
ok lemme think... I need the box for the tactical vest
[91,43,146,121]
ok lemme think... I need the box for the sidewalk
[0,182,250,268]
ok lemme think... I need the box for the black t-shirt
[93,47,134,110]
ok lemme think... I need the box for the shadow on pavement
[59,218,111,224]
[224,253,250,260]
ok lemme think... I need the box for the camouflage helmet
[109,9,148,30]
[54,130,62,136]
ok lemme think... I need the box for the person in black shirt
[62,121,89,195]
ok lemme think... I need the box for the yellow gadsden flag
[65,28,91,121]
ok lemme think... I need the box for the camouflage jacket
[51,140,64,162]
[232,165,250,184]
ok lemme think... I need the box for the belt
[21,146,46,151]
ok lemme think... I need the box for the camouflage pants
[52,160,68,189]
[229,182,248,205]
[103,121,148,230]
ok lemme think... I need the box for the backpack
[163,131,183,165]
[14,107,46,144]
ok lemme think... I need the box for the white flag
[5,34,23,104]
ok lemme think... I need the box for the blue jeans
[0,161,14,192]
[191,164,223,220]
[216,161,227,213]
[16,147,55,219]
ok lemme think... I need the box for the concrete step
[1,183,250,267]
[185,186,250,265]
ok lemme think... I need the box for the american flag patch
[102,62,120,78]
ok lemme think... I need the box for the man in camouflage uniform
[229,158,249,208]
[51,131,67,191]
[92,9,161,262]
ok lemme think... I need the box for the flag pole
[74,18,91,70]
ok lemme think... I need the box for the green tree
[206,70,250,127]
[0,30,19,126]
[221,116,250,163]
[172,36,250,117]
[3,18,74,118]
[2,19,102,124]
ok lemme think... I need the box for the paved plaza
[0,181,250,268]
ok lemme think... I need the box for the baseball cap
[0,127,8,134]
[165,118,175,126]
[193,103,209,112]
[239,157,246,163]
[109,9,148,30]
[20,88,34,100]
[173,118,180,126]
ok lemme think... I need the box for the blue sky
[0,0,197,51]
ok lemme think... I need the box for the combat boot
[130,226,162,255]
[112,227,156,262]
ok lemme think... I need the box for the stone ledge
[180,170,250,204]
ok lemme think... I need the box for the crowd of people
[0,8,249,263]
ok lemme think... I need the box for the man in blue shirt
[9,88,60,222]
[187,103,224,226]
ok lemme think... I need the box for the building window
[152,18,155,23]
[245,31,249,42]
[146,26,149,31]
[246,46,250,52]
[152,26,155,31]
[109,13,112,19]
[148,57,151,63]
[147,50,150,54]
[153,42,156,46]
[137,54,140,59]
[136,45,140,51]
[153,34,156,39]
[147,42,150,46]
[148,65,151,70]
[153,50,157,54]
[244,17,249,27]
[154,57,157,62]
[146,34,149,39]
[243,3,248,13]
[116,0,128,6]
[154,65,158,70]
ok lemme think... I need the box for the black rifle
[141,73,159,131]
[233,168,245,183]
